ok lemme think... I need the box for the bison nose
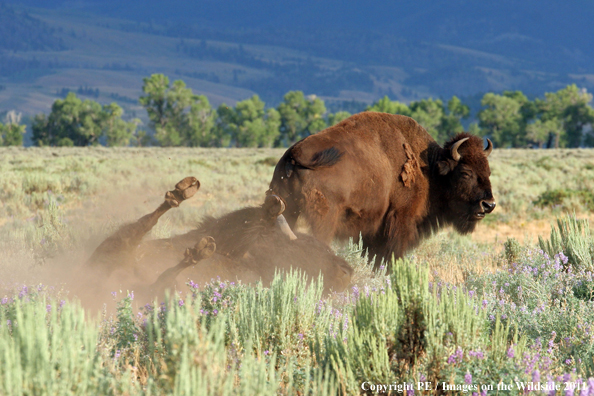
[481,200,496,213]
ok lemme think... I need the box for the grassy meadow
[2,147,594,395]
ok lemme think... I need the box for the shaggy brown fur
[84,177,353,306]
[269,112,495,268]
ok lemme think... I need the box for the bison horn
[276,214,298,240]
[450,137,470,162]
[484,138,493,158]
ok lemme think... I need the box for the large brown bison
[268,112,495,268]
[83,176,353,307]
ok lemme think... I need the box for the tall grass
[3,147,594,394]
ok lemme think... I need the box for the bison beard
[269,112,495,269]
[82,177,353,308]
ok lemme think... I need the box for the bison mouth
[474,212,486,220]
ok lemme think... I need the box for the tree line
[2,73,593,148]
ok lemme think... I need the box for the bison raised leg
[87,176,200,276]
[148,236,216,296]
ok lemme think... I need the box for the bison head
[436,133,495,234]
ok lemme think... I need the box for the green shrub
[538,214,594,271]
[533,188,594,211]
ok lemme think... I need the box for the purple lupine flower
[468,290,475,298]
[298,333,304,340]
[317,300,324,314]
[352,285,360,299]
[178,299,184,307]
[532,370,540,383]
[213,309,218,315]
[46,304,51,313]
[264,350,269,355]
[547,382,557,396]
[560,252,569,264]
[465,372,472,384]
[456,347,463,361]
[565,387,574,396]
[1,297,7,305]
[506,346,515,358]
[114,350,121,359]
[587,379,594,396]
[59,300,66,308]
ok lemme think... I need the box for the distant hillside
[0,1,593,118]
[9,0,593,72]
[0,4,66,51]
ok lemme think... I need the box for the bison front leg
[148,236,216,296]
[87,176,200,276]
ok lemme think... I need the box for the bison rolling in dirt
[269,112,496,268]
[84,177,353,305]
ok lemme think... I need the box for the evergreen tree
[366,96,410,115]
[277,91,327,145]
[537,85,594,147]
[478,93,525,148]
[31,92,137,147]
[0,111,26,146]
[139,74,215,147]
[327,111,351,126]
[216,96,280,147]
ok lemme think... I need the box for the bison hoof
[184,236,216,264]
[165,176,200,207]
[263,194,286,218]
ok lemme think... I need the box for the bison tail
[277,147,344,181]
[308,147,343,169]
[269,146,343,198]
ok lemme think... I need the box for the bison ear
[437,159,456,175]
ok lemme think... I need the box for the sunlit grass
[2,147,594,394]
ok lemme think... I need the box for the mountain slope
[0,1,592,118]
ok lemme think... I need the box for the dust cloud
[1,179,353,315]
